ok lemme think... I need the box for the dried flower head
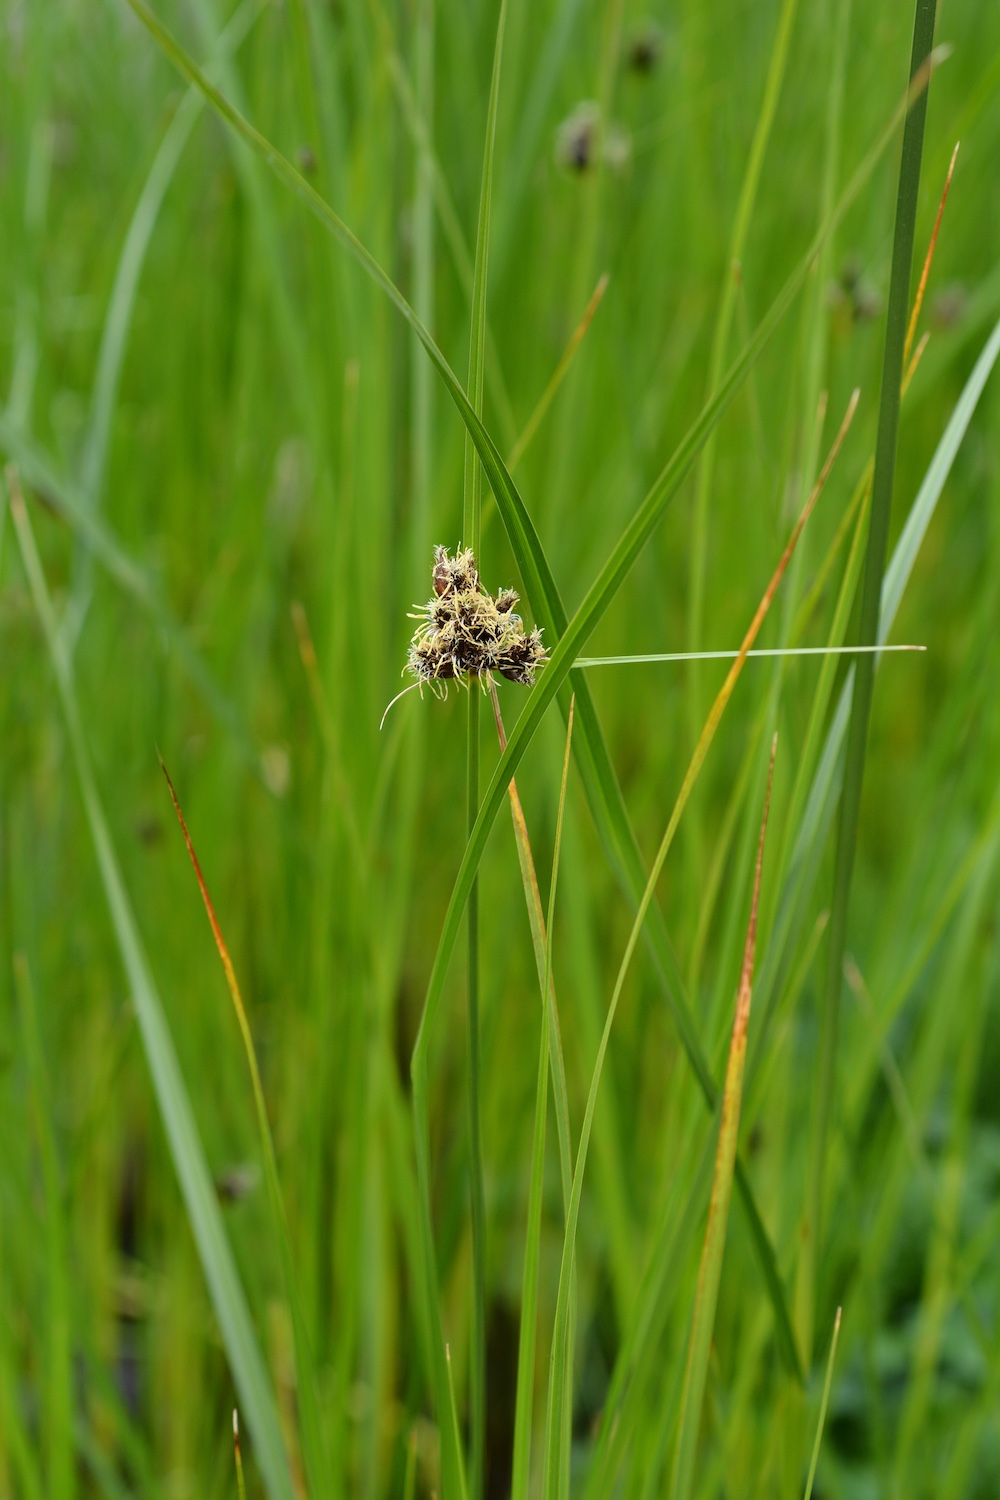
[625,21,664,75]
[407,545,547,692]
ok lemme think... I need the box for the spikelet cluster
[406,546,547,690]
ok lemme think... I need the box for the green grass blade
[463,0,506,557]
[576,646,920,666]
[234,1412,248,1500]
[445,1344,470,1500]
[809,0,938,1356]
[8,476,296,1500]
[511,1022,550,1500]
[669,741,776,1500]
[487,686,572,1208]
[802,1308,842,1500]
[510,698,575,1500]
[159,766,331,1500]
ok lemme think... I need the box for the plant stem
[807,0,938,1362]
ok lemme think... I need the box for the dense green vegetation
[2,0,1000,1496]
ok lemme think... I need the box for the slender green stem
[808,0,938,1362]
[463,10,508,1495]
[510,697,575,1500]
[466,685,486,1500]
[803,1309,843,1500]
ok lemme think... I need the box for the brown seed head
[407,546,547,691]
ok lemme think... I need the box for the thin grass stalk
[465,692,485,1500]
[463,10,508,1494]
[802,1308,842,1500]
[402,1429,418,1500]
[669,738,777,1500]
[808,0,938,1362]
[510,698,576,1500]
[507,275,609,472]
[486,684,576,1500]
[368,0,517,445]
[445,1346,470,1500]
[158,764,331,1500]
[542,0,623,540]
[234,1413,248,1500]
[488,683,573,1202]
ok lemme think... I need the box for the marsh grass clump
[406,545,547,691]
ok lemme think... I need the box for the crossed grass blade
[158,762,331,1500]
[100,0,936,1381]
[8,471,296,1500]
[669,737,777,1500]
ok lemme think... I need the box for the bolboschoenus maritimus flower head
[406,545,547,692]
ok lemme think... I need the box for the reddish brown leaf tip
[735,734,778,1038]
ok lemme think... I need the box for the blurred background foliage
[2,0,1000,1496]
